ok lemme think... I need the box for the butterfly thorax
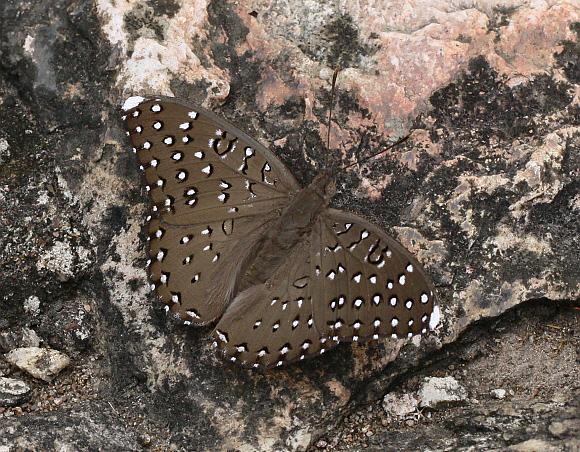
[237,174,333,292]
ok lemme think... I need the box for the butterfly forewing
[124,97,301,323]
[124,97,301,225]
[310,209,436,341]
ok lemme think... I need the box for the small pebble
[491,389,507,399]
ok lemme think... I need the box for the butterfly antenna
[327,69,339,151]
[325,69,339,171]
[330,131,412,178]
[325,70,411,178]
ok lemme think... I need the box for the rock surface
[5,347,70,382]
[0,377,31,407]
[0,402,141,451]
[418,376,468,408]
[0,0,578,451]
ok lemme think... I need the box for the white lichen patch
[24,295,41,315]
[382,392,419,419]
[0,138,10,161]
[36,240,91,281]
[37,188,50,205]
[486,224,552,255]
[96,0,228,101]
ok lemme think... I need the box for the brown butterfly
[123,96,436,368]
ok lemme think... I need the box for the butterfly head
[310,174,336,202]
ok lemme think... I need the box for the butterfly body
[123,96,436,369]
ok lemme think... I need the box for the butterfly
[122,95,436,369]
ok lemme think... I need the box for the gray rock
[0,402,140,451]
[382,392,419,419]
[491,388,507,399]
[0,328,41,353]
[0,377,31,407]
[418,376,468,409]
[358,394,580,452]
[0,0,578,451]
[4,347,70,382]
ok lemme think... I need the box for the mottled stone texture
[0,0,578,451]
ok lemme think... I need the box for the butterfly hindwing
[310,209,436,341]
[147,213,280,323]
[213,241,339,368]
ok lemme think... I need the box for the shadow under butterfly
[122,95,437,369]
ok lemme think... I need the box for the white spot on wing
[122,96,145,111]
[186,310,200,319]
